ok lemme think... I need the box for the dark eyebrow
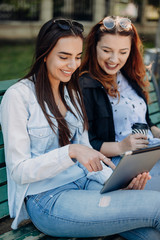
[101,46,129,51]
[58,51,83,56]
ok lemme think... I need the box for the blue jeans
[26,176,160,240]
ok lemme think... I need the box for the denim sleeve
[79,129,92,148]
[1,86,74,185]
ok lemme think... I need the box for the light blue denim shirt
[0,79,91,229]
[0,79,112,229]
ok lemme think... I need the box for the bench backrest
[0,76,160,219]
[0,79,18,219]
[148,74,160,128]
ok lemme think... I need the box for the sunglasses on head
[53,19,84,33]
[102,17,132,31]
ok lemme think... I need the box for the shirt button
[39,134,43,137]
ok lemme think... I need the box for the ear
[44,57,46,62]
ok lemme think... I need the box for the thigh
[26,188,160,238]
[145,160,160,191]
[120,227,160,240]
[111,156,122,166]
[85,179,103,190]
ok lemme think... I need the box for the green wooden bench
[0,79,18,220]
[0,74,160,240]
[148,73,160,128]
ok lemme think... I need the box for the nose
[109,53,118,63]
[67,59,77,70]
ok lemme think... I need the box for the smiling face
[45,36,83,88]
[96,34,131,76]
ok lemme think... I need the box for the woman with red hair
[80,16,160,157]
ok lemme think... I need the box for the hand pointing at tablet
[69,144,151,191]
[69,144,115,172]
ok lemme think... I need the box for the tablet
[100,143,160,194]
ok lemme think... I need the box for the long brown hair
[80,16,149,101]
[23,19,88,146]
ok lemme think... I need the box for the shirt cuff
[58,144,75,169]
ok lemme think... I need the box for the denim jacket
[0,79,93,229]
[0,79,112,229]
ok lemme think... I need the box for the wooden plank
[0,131,4,145]
[2,230,45,240]
[0,201,9,219]
[149,82,154,92]
[0,185,7,203]
[0,148,5,165]
[0,223,34,240]
[148,102,160,114]
[0,223,46,240]
[0,167,7,184]
[149,112,160,125]
[0,96,3,104]
[149,92,158,103]
[0,79,18,95]
[149,73,160,107]
[16,230,45,240]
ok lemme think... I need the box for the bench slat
[149,92,158,103]
[0,79,18,95]
[15,230,45,240]
[0,184,7,203]
[149,112,160,125]
[148,102,160,114]
[0,131,4,146]
[157,123,160,128]
[0,95,3,104]
[0,222,57,240]
[0,148,5,165]
[149,82,154,92]
[1,230,45,240]
[0,167,7,184]
[0,201,9,219]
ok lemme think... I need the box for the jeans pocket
[26,192,46,205]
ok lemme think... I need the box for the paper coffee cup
[131,123,148,135]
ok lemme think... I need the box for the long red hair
[80,17,149,102]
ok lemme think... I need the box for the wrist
[117,141,125,155]
[69,144,79,159]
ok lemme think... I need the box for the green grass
[143,41,155,49]
[0,40,155,81]
[0,41,35,81]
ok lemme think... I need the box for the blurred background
[0,0,159,84]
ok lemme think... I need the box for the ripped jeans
[25,176,160,240]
